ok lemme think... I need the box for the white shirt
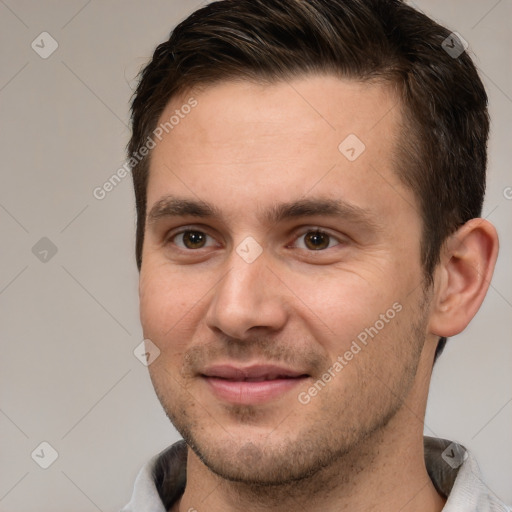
[121,437,510,511]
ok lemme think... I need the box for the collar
[121,436,510,511]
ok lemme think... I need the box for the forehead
[146,75,414,224]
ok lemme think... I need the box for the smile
[200,364,309,405]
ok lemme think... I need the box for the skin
[138,75,499,512]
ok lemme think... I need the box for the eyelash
[166,227,344,252]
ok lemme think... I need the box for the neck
[175,360,445,512]
[177,428,444,512]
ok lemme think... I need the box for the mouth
[200,364,310,405]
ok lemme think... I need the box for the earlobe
[428,218,499,338]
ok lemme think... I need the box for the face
[139,75,433,485]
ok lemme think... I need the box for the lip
[201,364,309,405]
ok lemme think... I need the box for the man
[122,0,509,510]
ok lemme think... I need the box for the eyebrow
[147,195,380,230]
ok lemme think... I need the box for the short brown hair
[129,0,490,360]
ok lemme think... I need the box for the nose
[204,246,288,341]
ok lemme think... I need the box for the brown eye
[183,231,206,249]
[303,231,331,250]
[174,230,212,249]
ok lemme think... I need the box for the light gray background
[0,1,510,510]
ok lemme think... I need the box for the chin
[177,420,345,486]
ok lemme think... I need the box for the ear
[428,218,499,338]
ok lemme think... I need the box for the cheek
[139,266,195,343]
[290,268,400,353]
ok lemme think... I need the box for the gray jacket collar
[121,437,510,511]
